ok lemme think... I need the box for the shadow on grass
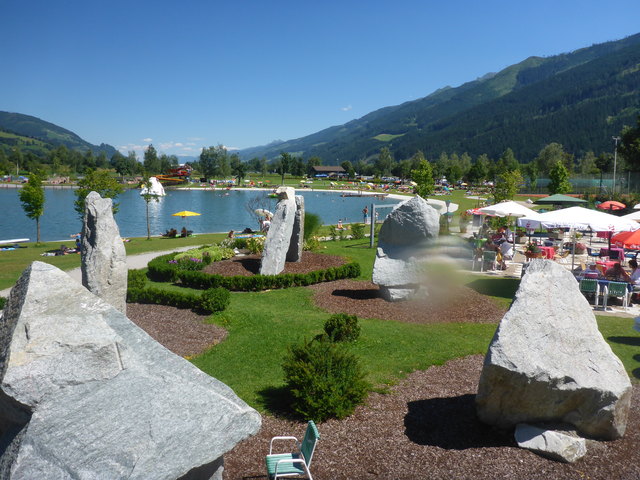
[404,394,513,450]
[607,336,640,347]
[256,385,298,419]
[465,277,519,300]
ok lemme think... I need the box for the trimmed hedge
[127,286,230,314]
[147,253,361,292]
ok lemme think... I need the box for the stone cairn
[260,186,305,275]
[372,196,440,301]
[0,262,261,479]
[81,191,127,314]
[476,259,632,462]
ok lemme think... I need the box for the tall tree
[143,144,160,174]
[19,173,45,243]
[493,170,523,203]
[341,160,355,179]
[548,160,572,194]
[620,116,640,171]
[411,159,434,197]
[74,169,124,217]
[140,173,160,240]
[374,147,393,177]
[277,152,292,184]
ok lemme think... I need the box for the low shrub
[246,236,265,254]
[128,269,147,290]
[175,245,235,263]
[304,212,322,240]
[200,287,230,313]
[350,223,365,240]
[324,313,360,342]
[328,225,338,241]
[282,338,369,422]
[0,297,6,310]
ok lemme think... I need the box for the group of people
[581,258,640,304]
[478,226,514,270]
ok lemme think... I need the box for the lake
[0,187,402,242]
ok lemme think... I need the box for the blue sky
[2,0,640,160]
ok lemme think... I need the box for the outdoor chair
[586,247,600,258]
[266,420,320,480]
[603,281,630,311]
[579,278,601,307]
[480,250,497,272]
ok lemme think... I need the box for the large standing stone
[0,262,261,480]
[81,191,127,314]
[286,195,305,262]
[260,187,296,275]
[476,259,632,440]
[372,196,440,301]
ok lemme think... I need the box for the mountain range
[238,33,640,163]
[0,111,117,158]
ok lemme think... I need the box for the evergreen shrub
[199,287,231,313]
[127,269,147,290]
[324,313,360,342]
[351,223,365,240]
[282,338,369,422]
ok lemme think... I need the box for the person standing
[362,206,369,224]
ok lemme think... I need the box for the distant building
[311,165,346,178]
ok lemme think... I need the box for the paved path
[0,246,200,298]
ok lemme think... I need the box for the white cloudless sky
[2,0,639,159]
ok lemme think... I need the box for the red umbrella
[612,230,640,249]
[597,200,626,211]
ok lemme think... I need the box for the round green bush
[304,212,322,240]
[282,338,369,422]
[324,313,360,342]
[199,287,231,313]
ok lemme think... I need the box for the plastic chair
[579,279,600,307]
[603,281,630,311]
[586,247,600,258]
[481,250,497,272]
[266,421,320,480]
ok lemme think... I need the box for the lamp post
[612,136,621,196]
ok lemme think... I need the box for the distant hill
[238,33,640,163]
[0,111,117,157]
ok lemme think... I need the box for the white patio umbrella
[477,200,538,218]
[517,206,640,232]
[424,198,459,214]
[622,210,640,222]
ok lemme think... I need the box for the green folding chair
[579,278,601,307]
[266,420,320,480]
[604,281,630,310]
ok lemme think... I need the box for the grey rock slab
[260,187,296,275]
[81,191,128,314]
[0,262,261,479]
[476,259,632,440]
[372,196,440,301]
[515,424,587,463]
[286,195,305,262]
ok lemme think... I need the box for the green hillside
[0,111,116,157]
[239,33,640,163]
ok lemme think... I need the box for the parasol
[254,208,273,218]
[596,200,626,211]
[172,210,201,218]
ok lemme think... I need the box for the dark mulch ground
[126,253,640,480]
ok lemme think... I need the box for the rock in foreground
[0,262,261,479]
[476,260,631,440]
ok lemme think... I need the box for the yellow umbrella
[172,210,201,218]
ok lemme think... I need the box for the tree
[493,170,523,203]
[74,169,124,217]
[620,116,640,171]
[467,154,489,184]
[548,160,572,194]
[577,151,599,174]
[140,173,160,240]
[411,159,434,197]
[534,143,569,175]
[277,152,292,184]
[143,144,160,174]
[341,160,355,179]
[233,160,248,185]
[374,147,393,177]
[19,173,45,243]
[495,148,519,176]
[199,145,228,180]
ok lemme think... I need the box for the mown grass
[192,287,497,412]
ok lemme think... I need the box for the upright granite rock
[0,262,261,480]
[476,259,632,440]
[286,195,305,262]
[372,196,440,301]
[81,191,127,314]
[260,187,296,275]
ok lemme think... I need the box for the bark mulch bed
[125,253,639,479]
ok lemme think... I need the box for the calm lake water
[0,187,402,242]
